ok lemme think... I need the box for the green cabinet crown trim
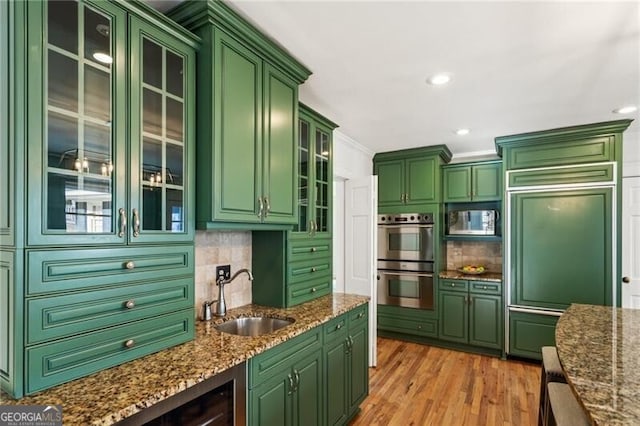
[495,120,632,167]
[373,144,452,164]
[168,0,311,84]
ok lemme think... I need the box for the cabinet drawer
[323,314,348,342]
[509,311,559,360]
[438,279,468,292]
[288,258,331,284]
[26,278,194,344]
[249,327,322,388]
[469,281,502,295]
[26,309,194,394]
[378,314,438,338]
[287,277,332,307]
[507,163,615,189]
[27,246,194,295]
[289,238,331,263]
[348,304,368,330]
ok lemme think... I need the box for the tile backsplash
[195,230,252,315]
[446,240,502,273]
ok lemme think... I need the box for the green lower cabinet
[248,304,369,426]
[438,279,503,350]
[508,311,559,360]
[324,305,369,425]
[377,304,438,338]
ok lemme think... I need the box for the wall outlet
[216,265,231,282]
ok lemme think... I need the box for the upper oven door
[378,224,434,262]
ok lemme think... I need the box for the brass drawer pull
[124,339,135,348]
[310,247,317,252]
[482,285,488,290]
[125,261,135,270]
[311,267,317,272]
[311,287,317,293]
[336,323,342,330]
[125,300,135,309]
[357,312,365,319]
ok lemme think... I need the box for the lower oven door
[377,270,434,310]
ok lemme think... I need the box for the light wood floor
[350,337,541,426]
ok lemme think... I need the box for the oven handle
[378,271,434,278]
[378,224,434,229]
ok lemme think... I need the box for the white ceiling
[151,1,640,158]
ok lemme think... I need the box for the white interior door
[345,175,377,366]
[622,176,640,308]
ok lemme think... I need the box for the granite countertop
[0,293,369,425]
[439,270,503,283]
[556,304,640,425]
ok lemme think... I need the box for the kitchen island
[556,304,640,425]
[0,293,369,425]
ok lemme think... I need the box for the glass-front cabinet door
[129,18,195,243]
[27,0,127,245]
[293,107,333,238]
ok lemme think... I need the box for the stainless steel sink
[215,316,294,337]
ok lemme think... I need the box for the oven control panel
[378,213,434,225]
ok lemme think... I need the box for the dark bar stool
[547,383,591,426]
[538,346,567,426]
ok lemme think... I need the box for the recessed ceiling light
[612,105,637,114]
[426,73,451,86]
[92,52,113,64]
[455,128,470,136]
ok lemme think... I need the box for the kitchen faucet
[214,268,253,317]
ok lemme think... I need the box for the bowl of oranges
[457,265,486,275]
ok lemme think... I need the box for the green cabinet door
[443,161,502,203]
[472,162,502,201]
[468,293,502,349]
[510,188,613,309]
[249,373,292,426]
[293,353,323,426]
[375,159,405,207]
[212,29,262,223]
[348,326,368,411]
[325,337,348,425]
[509,311,559,360]
[262,64,297,225]
[26,0,128,246]
[405,157,437,204]
[442,166,472,202]
[128,16,196,243]
[439,290,468,343]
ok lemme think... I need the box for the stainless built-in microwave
[447,209,497,236]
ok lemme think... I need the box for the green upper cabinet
[25,0,196,246]
[169,1,311,229]
[294,104,337,239]
[442,161,502,203]
[374,146,452,210]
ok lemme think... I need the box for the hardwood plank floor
[350,337,541,426]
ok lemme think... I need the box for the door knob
[622,276,631,284]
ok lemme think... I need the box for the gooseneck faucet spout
[214,268,253,317]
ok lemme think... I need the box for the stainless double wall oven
[377,213,435,310]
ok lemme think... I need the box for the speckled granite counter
[556,304,640,425]
[439,270,502,283]
[0,293,369,425]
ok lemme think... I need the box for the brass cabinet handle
[124,339,135,348]
[264,197,270,217]
[125,261,135,270]
[357,312,365,319]
[125,300,135,309]
[118,208,126,237]
[311,267,317,273]
[336,323,342,330]
[312,220,318,236]
[132,208,140,237]
[308,220,314,236]
[310,247,317,253]
[622,276,631,283]
[293,370,300,391]
[405,193,409,202]
[311,287,317,293]
[257,197,264,218]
